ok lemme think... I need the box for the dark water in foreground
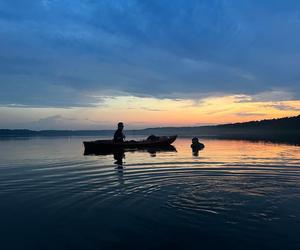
[0,137,300,250]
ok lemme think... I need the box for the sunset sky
[1,0,300,129]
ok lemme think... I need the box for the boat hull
[83,135,177,153]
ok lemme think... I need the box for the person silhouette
[191,137,205,156]
[192,148,200,157]
[113,122,126,143]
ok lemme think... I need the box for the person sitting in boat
[113,122,126,143]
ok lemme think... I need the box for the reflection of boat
[84,144,177,156]
[83,135,177,153]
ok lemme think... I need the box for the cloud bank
[0,0,300,107]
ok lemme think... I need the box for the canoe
[83,135,177,152]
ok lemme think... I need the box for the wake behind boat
[83,135,177,152]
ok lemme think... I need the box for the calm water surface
[0,137,300,250]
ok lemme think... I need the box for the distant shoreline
[1,115,300,145]
[0,134,299,146]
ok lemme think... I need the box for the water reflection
[84,145,176,156]
[192,147,205,157]
[84,145,177,168]
[113,149,125,169]
[115,156,125,186]
[0,137,300,249]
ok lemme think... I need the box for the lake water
[0,137,299,250]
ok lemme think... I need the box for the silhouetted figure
[113,122,126,143]
[192,147,200,157]
[191,137,205,153]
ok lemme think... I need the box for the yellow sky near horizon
[1,94,300,129]
[82,95,300,126]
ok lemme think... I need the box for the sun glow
[1,95,300,129]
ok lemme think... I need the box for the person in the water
[113,122,126,143]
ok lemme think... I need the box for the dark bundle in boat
[83,135,177,154]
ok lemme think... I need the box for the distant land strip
[1,115,300,145]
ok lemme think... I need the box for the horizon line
[1,114,299,132]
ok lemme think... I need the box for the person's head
[117,122,124,130]
[192,137,199,144]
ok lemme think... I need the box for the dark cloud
[26,114,109,130]
[236,112,266,117]
[0,0,300,107]
[267,103,300,111]
[141,107,166,112]
[236,90,294,103]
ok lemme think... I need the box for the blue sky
[0,0,300,128]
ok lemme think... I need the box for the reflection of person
[114,149,125,168]
[113,122,126,143]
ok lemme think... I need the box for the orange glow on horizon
[87,95,300,127]
[1,95,300,129]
